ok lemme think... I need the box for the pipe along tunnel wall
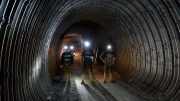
[1,0,180,100]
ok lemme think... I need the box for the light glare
[107,45,112,50]
[84,41,90,47]
[64,45,68,49]
[70,46,74,50]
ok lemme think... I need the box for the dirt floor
[45,64,157,101]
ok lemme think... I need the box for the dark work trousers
[82,63,93,81]
[63,63,71,82]
[104,64,112,82]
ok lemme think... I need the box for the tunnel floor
[45,65,157,101]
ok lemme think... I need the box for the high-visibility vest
[83,50,94,64]
[62,52,72,64]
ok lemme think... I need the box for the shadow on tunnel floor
[83,84,105,101]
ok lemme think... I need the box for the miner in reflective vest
[60,45,73,83]
[81,41,96,84]
[100,44,116,83]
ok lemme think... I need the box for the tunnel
[1,0,180,101]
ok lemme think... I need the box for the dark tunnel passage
[1,0,180,101]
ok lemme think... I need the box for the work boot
[90,79,95,83]
[104,79,107,83]
[81,80,85,85]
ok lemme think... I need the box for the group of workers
[60,41,116,84]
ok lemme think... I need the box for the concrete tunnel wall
[0,0,180,100]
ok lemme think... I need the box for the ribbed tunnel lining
[1,0,180,100]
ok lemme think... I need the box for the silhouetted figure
[60,46,73,83]
[81,41,96,84]
[70,45,76,64]
[100,44,116,83]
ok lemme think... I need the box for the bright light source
[70,46,74,50]
[84,41,90,47]
[107,45,112,50]
[64,45,68,50]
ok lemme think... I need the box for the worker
[70,45,76,64]
[81,41,96,84]
[100,44,116,83]
[60,45,73,83]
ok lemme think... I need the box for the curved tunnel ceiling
[1,0,180,100]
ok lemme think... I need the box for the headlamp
[70,46,74,50]
[84,41,90,47]
[64,45,68,50]
[107,45,112,50]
